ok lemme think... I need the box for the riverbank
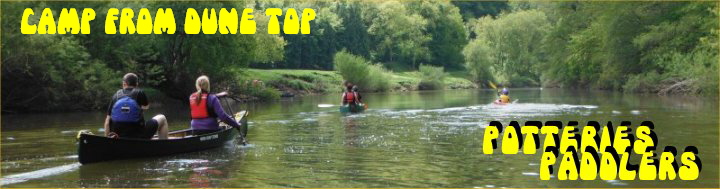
[236,69,477,100]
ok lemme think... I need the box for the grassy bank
[237,69,477,99]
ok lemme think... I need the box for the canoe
[339,103,367,113]
[77,111,248,164]
[493,100,510,105]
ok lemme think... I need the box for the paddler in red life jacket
[189,75,242,135]
[104,73,170,139]
[341,85,360,106]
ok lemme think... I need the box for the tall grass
[418,64,446,90]
[334,51,390,92]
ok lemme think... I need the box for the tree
[466,10,550,86]
[367,1,431,70]
[409,1,468,70]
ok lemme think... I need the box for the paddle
[318,104,336,108]
[488,81,519,104]
[217,92,246,144]
[488,81,500,96]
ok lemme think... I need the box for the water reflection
[1,89,718,187]
[77,142,243,188]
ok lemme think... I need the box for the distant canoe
[77,111,248,164]
[339,103,367,113]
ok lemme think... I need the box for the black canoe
[77,111,248,164]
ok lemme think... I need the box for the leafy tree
[1,3,117,112]
[409,1,468,70]
[467,10,550,86]
[452,1,509,20]
[367,1,431,70]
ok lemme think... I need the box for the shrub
[2,35,118,112]
[418,64,446,90]
[462,40,495,84]
[623,71,664,93]
[235,80,280,101]
[367,64,391,92]
[333,51,390,92]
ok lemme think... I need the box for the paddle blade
[488,81,497,89]
[318,104,335,108]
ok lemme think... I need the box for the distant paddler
[494,88,511,105]
[340,82,366,113]
[488,81,511,105]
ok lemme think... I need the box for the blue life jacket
[111,95,142,123]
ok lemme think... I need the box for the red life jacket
[344,92,356,104]
[190,93,211,119]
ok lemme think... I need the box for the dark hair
[123,73,139,87]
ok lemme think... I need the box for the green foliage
[409,1,468,70]
[452,1,509,20]
[1,34,118,112]
[536,1,718,94]
[466,10,550,87]
[367,1,431,69]
[463,40,496,84]
[623,71,664,93]
[1,3,118,112]
[235,80,281,101]
[333,51,390,92]
[367,64,392,92]
[418,65,447,90]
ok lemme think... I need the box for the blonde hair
[193,75,210,105]
[196,75,210,93]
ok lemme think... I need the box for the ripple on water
[605,180,628,186]
[165,159,210,164]
[263,120,290,124]
[1,163,81,186]
[372,103,599,128]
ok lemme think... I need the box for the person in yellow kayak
[495,88,511,104]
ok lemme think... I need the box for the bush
[235,80,280,101]
[623,71,664,93]
[418,64,446,90]
[367,64,392,92]
[334,51,390,92]
[462,40,495,84]
[1,35,118,112]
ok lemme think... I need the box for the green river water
[1,88,718,187]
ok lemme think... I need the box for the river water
[1,88,718,187]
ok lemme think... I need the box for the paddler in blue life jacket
[104,73,170,139]
[188,75,242,136]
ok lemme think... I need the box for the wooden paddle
[488,81,500,97]
[217,92,247,144]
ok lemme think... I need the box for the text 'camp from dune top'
[20,8,316,35]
